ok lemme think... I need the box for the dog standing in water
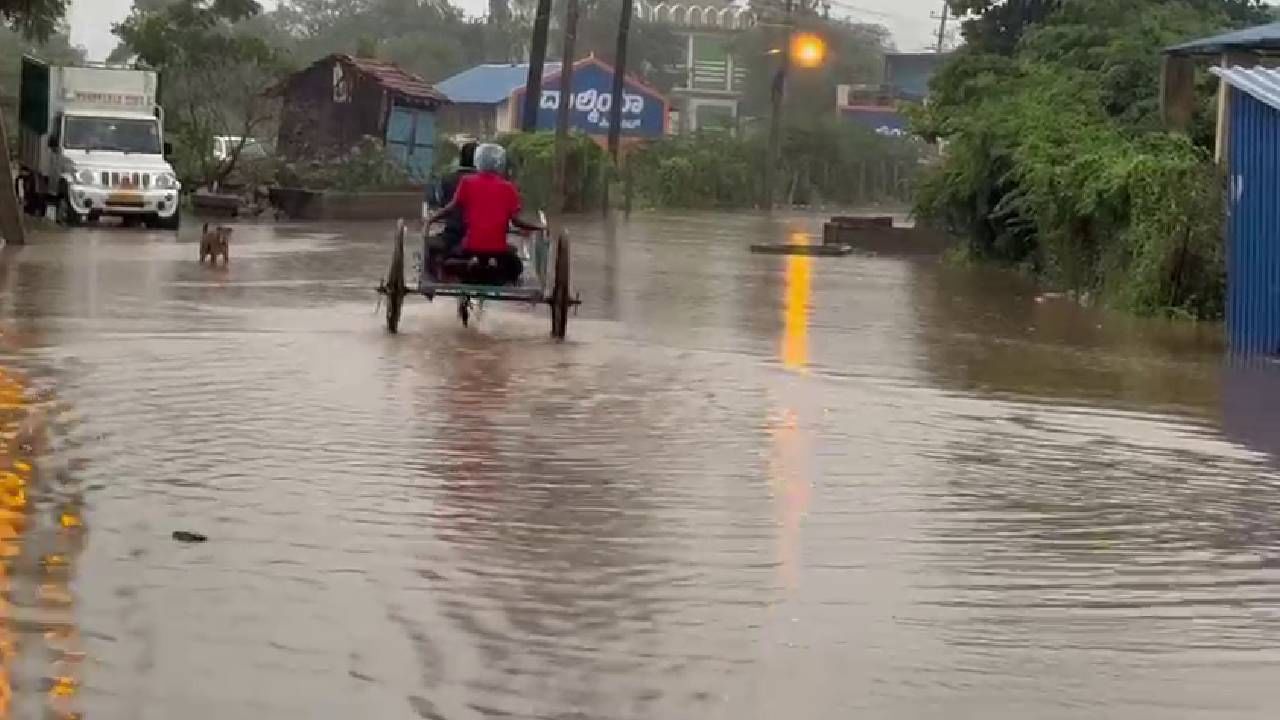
[200,223,231,265]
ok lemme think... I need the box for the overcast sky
[68,0,951,61]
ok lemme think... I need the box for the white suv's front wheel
[56,195,83,227]
[154,207,181,231]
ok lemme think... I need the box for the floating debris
[750,243,853,256]
[171,531,208,543]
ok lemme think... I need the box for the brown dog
[199,223,231,264]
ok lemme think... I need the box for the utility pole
[522,0,554,131]
[933,0,949,53]
[0,109,25,246]
[606,0,634,163]
[763,0,795,213]
[551,0,581,220]
[603,0,635,216]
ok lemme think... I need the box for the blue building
[1212,65,1280,354]
[436,62,562,139]
[884,52,949,103]
[437,56,669,146]
[837,52,949,136]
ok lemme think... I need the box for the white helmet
[474,143,507,173]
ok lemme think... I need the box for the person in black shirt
[431,141,478,252]
[424,141,478,280]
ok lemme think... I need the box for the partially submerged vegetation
[500,132,606,214]
[626,121,921,210]
[274,137,413,193]
[911,0,1272,319]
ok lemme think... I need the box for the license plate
[107,193,143,207]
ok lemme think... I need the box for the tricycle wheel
[549,232,570,340]
[385,222,407,334]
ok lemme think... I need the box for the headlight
[155,173,177,190]
[75,169,97,186]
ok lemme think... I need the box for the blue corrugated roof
[436,62,562,105]
[1212,65,1280,112]
[1167,21,1280,56]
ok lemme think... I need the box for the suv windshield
[64,116,161,154]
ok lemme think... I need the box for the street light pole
[763,0,795,213]
[934,0,949,53]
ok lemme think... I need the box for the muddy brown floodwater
[0,211,1276,719]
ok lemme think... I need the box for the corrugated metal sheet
[1167,21,1280,56]
[1212,65,1280,111]
[436,63,562,105]
[1223,69,1280,354]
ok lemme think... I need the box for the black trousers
[427,244,522,285]
[456,252,523,285]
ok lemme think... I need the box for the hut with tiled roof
[275,54,451,181]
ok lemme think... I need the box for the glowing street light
[790,32,827,69]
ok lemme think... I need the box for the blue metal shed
[1214,66,1280,354]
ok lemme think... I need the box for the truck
[15,56,182,230]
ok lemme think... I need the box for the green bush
[625,121,923,209]
[498,131,605,213]
[275,136,414,192]
[627,132,757,208]
[907,0,1255,320]
[911,62,1225,319]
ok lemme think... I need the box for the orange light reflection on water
[0,360,82,719]
[780,253,811,372]
[0,366,30,718]
[769,245,814,590]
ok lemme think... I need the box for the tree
[911,0,1259,319]
[945,0,1062,54]
[1,0,74,244]
[1,27,84,135]
[0,0,69,40]
[946,0,1270,54]
[113,0,285,188]
[575,0,683,90]
[272,0,476,81]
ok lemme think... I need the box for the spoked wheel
[385,223,406,334]
[549,232,571,340]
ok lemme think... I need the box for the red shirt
[454,172,522,253]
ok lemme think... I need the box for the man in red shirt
[427,144,542,285]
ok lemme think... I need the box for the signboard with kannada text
[511,58,667,139]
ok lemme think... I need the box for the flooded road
[0,212,1277,718]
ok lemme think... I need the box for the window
[63,116,162,154]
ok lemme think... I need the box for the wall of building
[278,59,390,161]
[1226,86,1280,354]
[438,103,499,139]
[495,100,515,134]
